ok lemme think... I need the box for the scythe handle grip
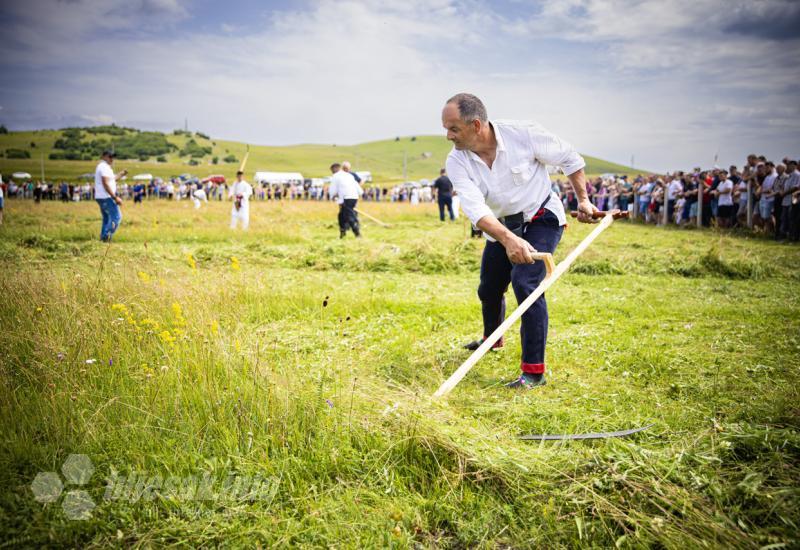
[570,209,629,220]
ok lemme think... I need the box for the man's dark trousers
[339,199,360,237]
[438,196,454,221]
[478,210,563,374]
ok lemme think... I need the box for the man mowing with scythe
[442,93,598,389]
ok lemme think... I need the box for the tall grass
[0,200,798,547]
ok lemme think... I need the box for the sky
[0,0,798,172]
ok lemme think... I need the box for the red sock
[521,362,545,374]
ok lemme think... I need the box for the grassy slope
[0,130,641,184]
[0,200,798,547]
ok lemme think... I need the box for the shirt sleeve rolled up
[446,154,493,225]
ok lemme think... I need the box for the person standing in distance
[229,170,253,230]
[329,163,363,238]
[433,168,455,221]
[95,150,127,242]
[442,93,597,389]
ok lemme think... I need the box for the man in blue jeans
[443,93,598,389]
[94,150,127,242]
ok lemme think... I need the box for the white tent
[133,173,154,181]
[12,172,32,179]
[355,171,372,183]
[253,171,304,185]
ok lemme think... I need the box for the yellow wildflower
[210,320,219,335]
[140,318,160,331]
[137,271,151,284]
[171,302,186,327]
[159,330,176,347]
[230,256,241,271]
[186,253,197,271]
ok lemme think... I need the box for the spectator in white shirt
[328,163,363,238]
[757,162,778,233]
[666,177,683,224]
[94,150,127,242]
[228,170,253,230]
[442,93,598,390]
[714,169,734,228]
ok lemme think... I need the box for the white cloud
[1,0,797,171]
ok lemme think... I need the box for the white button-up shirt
[329,170,363,204]
[667,180,683,201]
[445,120,585,237]
[228,180,253,205]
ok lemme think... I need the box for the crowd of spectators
[4,152,798,241]
[0,177,444,205]
[553,153,800,241]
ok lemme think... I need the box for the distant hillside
[0,126,642,183]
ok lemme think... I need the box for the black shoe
[463,337,504,351]
[505,373,546,389]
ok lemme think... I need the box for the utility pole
[185,117,188,132]
[40,152,45,181]
[403,150,407,181]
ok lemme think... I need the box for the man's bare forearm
[476,215,517,247]
[568,169,589,202]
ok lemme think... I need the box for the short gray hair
[446,93,488,124]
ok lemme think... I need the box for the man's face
[442,103,479,150]
[777,165,785,175]
[104,155,114,165]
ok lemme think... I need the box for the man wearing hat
[229,170,253,230]
[94,150,127,242]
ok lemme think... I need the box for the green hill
[0,127,642,184]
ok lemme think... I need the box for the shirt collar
[490,121,506,152]
[465,121,504,164]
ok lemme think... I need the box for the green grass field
[1,199,798,548]
[0,129,641,184]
